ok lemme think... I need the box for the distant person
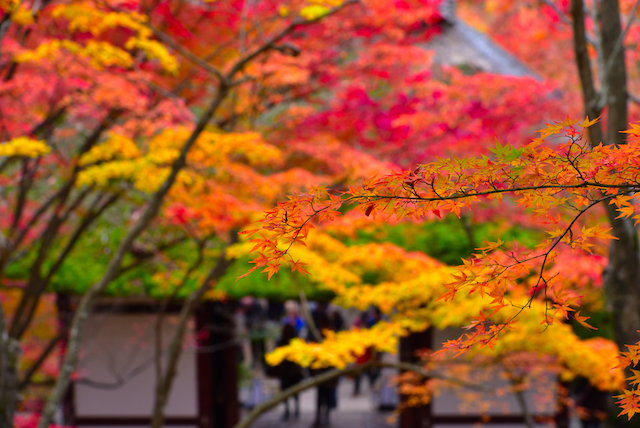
[244,297,267,369]
[268,300,285,321]
[309,303,339,427]
[274,323,304,419]
[328,304,345,332]
[282,300,305,334]
[352,308,382,396]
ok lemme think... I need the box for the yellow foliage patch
[0,137,50,158]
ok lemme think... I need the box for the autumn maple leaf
[290,259,310,276]
[573,311,597,330]
[262,262,281,280]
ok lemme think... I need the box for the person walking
[352,308,382,396]
[275,323,304,420]
[309,304,339,427]
[245,297,267,370]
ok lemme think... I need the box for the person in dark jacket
[276,323,304,419]
[245,298,267,369]
[309,304,339,427]
[352,308,382,396]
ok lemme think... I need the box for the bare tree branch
[146,23,227,84]
[37,82,230,428]
[570,0,603,143]
[11,192,120,342]
[629,92,640,104]
[18,325,69,391]
[227,0,358,79]
[151,231,238,428]
[153,238,207,401]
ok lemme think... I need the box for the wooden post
[196,300,239,428]
[56,293,75,427]
[399,328,433,428]
[555,380,570,428]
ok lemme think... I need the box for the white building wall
[74,313,198,418]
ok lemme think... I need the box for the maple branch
[4,107,121,339]
[118,235,189,274]
[508,196,604,309]
[528,197,608,301]
[541,1,568,23]
[42,193,120,283]
[10,158,39,235]
[102,2,228,84]
[542,0,597,46]
[272,43,301,57]
[154,237,208,383]
[8,186,93,339]
[9,190,115,341]
[37,83,231,428]
[227,0,359,79]
[2,0,53,81]
[267,179,631,273]
[7,188,64,256]
[145,22,227,84]
[6,187,90,270]
[151,230,238,428]
[450,194,611,352]
[628,92,640,105]
[0,11,12,53]
[74,358,159,390]
[571,0,603,134]
[18,323,69,391]
[30,107,66,138]
[345,182,634,204]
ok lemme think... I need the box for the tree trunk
[571,3,639,425]
[151,233,237,428]
[572,0,640,350]
[598,0,640,353]
[399,329,432,428]
[603,208,640,351]
[37,85,230,428]
[0,307,19,428]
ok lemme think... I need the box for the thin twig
[227,0,358,78]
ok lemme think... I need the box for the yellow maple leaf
[300,5,329,20]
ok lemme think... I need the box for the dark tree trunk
[196,301,239,428]
[399,329,432,428]
[0,305,19,428]
[572,0,640,351]
[598,0,640,353]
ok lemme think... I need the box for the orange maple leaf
[573,311,597,330]
[290,259,310,276]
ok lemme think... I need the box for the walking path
[243,374,397,428]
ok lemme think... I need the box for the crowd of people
[236,298,383,427]
[236,298,613,428]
